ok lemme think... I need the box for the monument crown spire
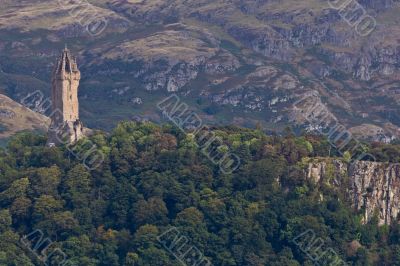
[53,48,80,77]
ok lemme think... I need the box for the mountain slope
[0,0,399,140]
[0,93,49,139]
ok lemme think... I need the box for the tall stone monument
[47,48,84,146]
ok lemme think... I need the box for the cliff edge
[307,159,400,225]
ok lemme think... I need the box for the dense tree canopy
[0,121,399,265]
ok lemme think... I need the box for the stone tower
[47,48,84,146]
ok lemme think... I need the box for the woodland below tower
[47,48,84,146]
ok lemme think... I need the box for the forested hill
[1,121,400,265]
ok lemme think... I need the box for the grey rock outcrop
[307,159,400,225]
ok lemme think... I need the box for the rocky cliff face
[307,160,400,225]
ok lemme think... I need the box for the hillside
[0,93,49,140]
[1,122,400,265]
[3,2,400,265]
[0,0,399,140]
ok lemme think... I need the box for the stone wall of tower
[47,49,84,146]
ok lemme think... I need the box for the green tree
[30,166,62,196]
[62,164,92,208]
[0,210,11,233]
